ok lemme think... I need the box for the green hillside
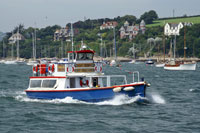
[147,16,200,27]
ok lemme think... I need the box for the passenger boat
[25,47,150,102]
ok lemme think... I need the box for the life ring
[48,64,55,73]
[67,66,74,73]
[80,78,89,87]
[95,66,102,72]
[33,65,38,73]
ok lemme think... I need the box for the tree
[140,10,158,24]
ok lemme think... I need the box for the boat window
[30,80,42,88]
[70,78,76,88]
[42,80,57,88]
[69,53,75,60]
[57,64,65,72]
[92,77,98,87]
[77,53,93,60]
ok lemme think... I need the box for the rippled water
[0,63,200,133]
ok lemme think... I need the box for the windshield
[30,80,42,88]
[42,80,57,88]
[77,53,93,60]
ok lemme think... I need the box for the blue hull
[26,85,146,102]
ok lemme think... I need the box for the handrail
[132,71,139,82]
[86,75,127,87]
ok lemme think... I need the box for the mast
[61,39,63,58]
[71,23,74,61]
[100,35,103,58]
[32,32,35,60]
[133,43,135,59]
[162,33,165,62]
[34,27,37,60]
[2,39,5,58]
[11,43,14,60]
[170,39,173,60]
[104,41,107,58]
[184,26,186,62]
[17,26,19,60]
[174,35,176,59]
[113,27,117,60]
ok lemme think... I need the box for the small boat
[27,60,38,66]
[129,60,136,64]
[0,60,5,64]
[155,63,165,67]
[164,60,196,70]
[4,60,17,64]
[16,60,26,65]
[25,47,150,102]
[110,59,121,67]
[145,59,154,65]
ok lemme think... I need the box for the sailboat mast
[100,35,103,58]
[11,43,14,60]
[3,39,5,58]
[184,26,186,62]
[133,43,135,59]
[17,26,19,60]
[32,33,35,60]
[162,33,165,62]
[71,23,74,61]
[113,27,117,60]
[71,23,74,52]
[34,27,37,60]
[174,35,176,59]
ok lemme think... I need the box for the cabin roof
[68,50,95,54]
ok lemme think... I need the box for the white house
[54,26,79,42]
[100,21,118,30]
[8,33,25,44]
[165,22,186,36]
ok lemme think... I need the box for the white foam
[189,89,195,92]
[15,95,86,104]
[15,93,143,106]
[94,95,142,106]
[149,93,166,104]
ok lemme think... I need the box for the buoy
[124,86,134,91]
[113,87,122,92]
[144,81,151,87]
[147,83,151,87]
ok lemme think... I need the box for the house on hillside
[8,33,25,44]
[100,21,118,30]
[119,20,146,41]
[54,26,79,41]
[164,22,193,36]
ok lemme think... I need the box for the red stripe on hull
[29,76,66,79]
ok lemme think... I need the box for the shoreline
[1,56,200,62]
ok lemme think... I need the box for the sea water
[0,63,200,133]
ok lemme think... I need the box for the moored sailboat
[164,26,196,70]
